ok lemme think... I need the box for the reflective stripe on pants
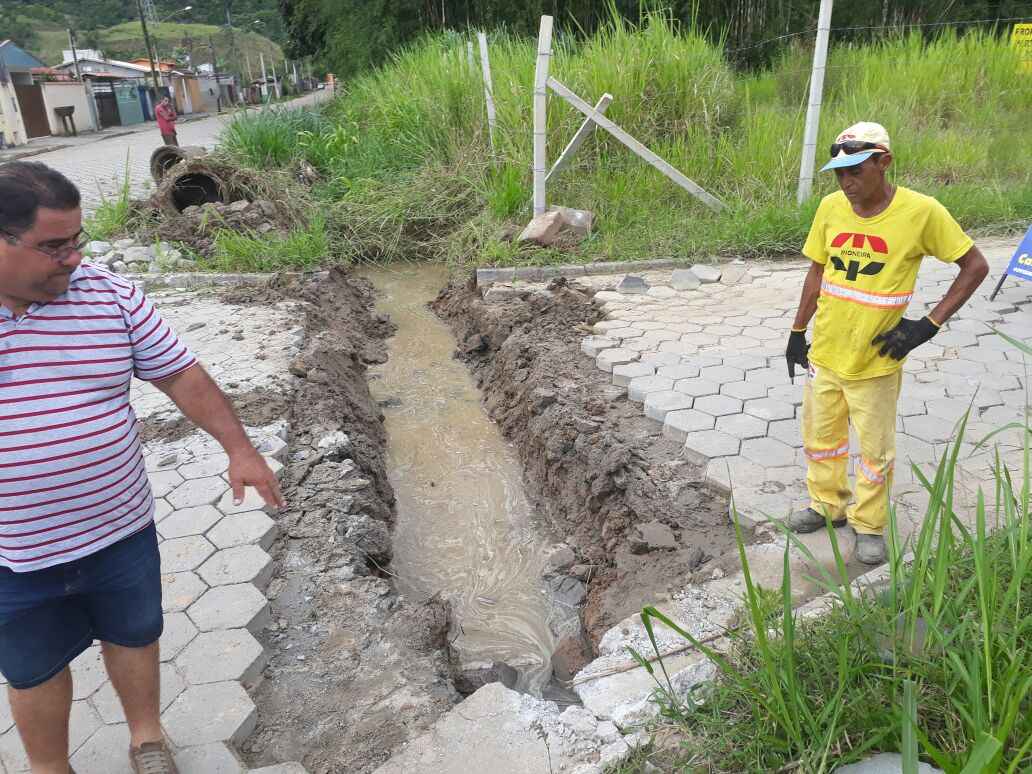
[801,366,902,534]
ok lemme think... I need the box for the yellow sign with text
[1013,23,1032,72]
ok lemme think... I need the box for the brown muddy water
[364,265,557,692]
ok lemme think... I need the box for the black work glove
[786,329,810,381]
[871,316,939,360]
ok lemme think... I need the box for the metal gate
[91,81,121,128]
[12,84,49,138]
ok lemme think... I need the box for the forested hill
[2,0,285,48]
[280,0,1031,78]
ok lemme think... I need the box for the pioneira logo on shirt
[830,232,888,253]
[829,232,888,282]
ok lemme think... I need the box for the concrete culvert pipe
[149,145,205,183]
[167,170,228,212]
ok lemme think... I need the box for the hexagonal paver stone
[91,663,185,724]
[249,765,308,774]
[627,375,675,403]
[744,398,795,421]
[934,329,979,348]
[639,351,681,368]
[903,414,958,444]
[157,505,225,540]
[700,365,745,385]
[766,384,804,407]
[721,380,768,401]
[216,486,269,517]
[154,498,174,523]
[656,363,701,381]
[175,629,267,687]
[643,391,694,422]
[611,362,655,387]
[178,453,231,480]
[207,511,278,551]
[188,584,270,633]
[740,437,798,468]
[925,398,971,423]
[167,476,230,510]
[662,409,715,443]
[715,413,768,440]
[0,693,12,735]
[162,571,208,613]
[160,535,216,573]
[693,395,743,418]
[596,348,639,373]
[161,611,199,662]
[197,545,274,589]
[174,743,245,773]
[148,469,184,499]
[69,722,130,773]
[682,430,741,463]
[674,378,720,398]
[581,335,617,357]
[768,419,803,449]
[162,681,257,748]
[70,646,107,700]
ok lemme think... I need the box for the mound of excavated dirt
[241,268,459,774]
[433,278,739,645]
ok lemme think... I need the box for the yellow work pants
[801,366,902,535]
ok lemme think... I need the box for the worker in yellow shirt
[786,121,989,565]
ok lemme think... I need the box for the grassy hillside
[31,21,283,71]
[219,13,1032,267]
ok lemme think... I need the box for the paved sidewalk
[0,283,307,774]
[3,92,327,213]
[572,237,1029,546]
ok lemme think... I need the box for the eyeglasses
[829,140,888,158]
[0,229,89,262]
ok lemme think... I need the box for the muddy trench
[241,265,741,773]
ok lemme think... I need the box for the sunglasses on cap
[829,140,888,157]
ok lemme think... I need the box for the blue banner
[1004,224,1032,282]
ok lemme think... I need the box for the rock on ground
[835,752,944,773]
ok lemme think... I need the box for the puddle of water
[364,264,556,692]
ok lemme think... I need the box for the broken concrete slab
[835,752,944,773]
[629,520,677,553]
[690,264,722,284]
[670,269,701,291]
[372,682,632,774]
[617,275,649,294]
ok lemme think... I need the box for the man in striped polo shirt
[785,122,988,565]
[0,162,285,773]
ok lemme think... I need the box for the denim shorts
[0,523,163,689]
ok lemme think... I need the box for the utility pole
[223,0,232,26]
[796,0,834,204]
[67,28,100,131]
[208,35,221,112]
[134,0,163,96]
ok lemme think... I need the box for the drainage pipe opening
[148,145,206,183]
[168,171,227,211]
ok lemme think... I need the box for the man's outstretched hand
[786,329,810,382]
[227,447,286,509]
[872,317,938,360]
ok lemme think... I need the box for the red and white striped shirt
[0,263,196,572]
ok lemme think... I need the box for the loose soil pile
[240,269,459,774]
[433,278,740,647]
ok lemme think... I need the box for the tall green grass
[221,11,1032,264]
[627,331,1032,773]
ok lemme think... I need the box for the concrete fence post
[533,15,554,216]
[796,0,834,204]
[477,32,497,152]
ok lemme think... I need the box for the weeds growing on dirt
[85,161,135,241]
[202,214,330,273]
[627,334,1032,773]
[220,10,1031,266]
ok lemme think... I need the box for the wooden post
[546,93,612,183]
[547,78,726,212]
[796,0,834,204]
[477,32,497,151]
[533,16,554,216]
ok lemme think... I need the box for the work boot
[130,740,179,774]
[787,507,846,533]
[855,532,886,565]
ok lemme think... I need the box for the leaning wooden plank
[533,16,554,215]
[477,32,497,151]
[547,77,727,212]
[545,93,613,183]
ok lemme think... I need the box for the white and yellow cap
[821,122,891,171]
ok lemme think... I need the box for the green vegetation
[84,165,135,241]
[220,12,1031,267]
[625,334,1032,772]
[201,215,330,273]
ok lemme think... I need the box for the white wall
[40,81,98,136]
[0,81,28,147]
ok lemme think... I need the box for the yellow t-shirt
[802,187,973,380]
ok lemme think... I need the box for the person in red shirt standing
[155,96,178,146]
